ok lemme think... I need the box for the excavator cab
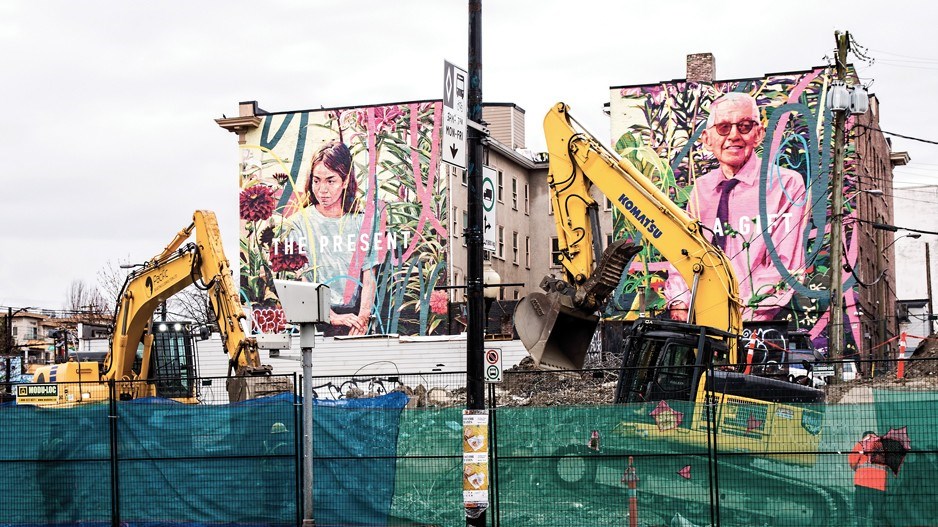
[130,321,198,399]
[613,319,729,404]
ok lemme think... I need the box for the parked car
[786,351,834,387]
[791,358,859,387]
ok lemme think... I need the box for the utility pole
[466,1,486,526]
[828,31,850,379]
[925,242,935,336]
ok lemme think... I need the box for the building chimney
[687,53,715,84]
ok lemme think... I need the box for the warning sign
[16,384,59,405]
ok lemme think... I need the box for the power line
[855,123,938,146]
[869,48,938,62]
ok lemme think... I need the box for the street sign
[442,60,468,169]
[482,166,497,253]
[484,348,502,383]
[16,384,59,406]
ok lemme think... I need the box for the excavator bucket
[514,291,598,370]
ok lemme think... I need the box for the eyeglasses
[711,120,759,136]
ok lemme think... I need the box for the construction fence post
[622,456,639,527]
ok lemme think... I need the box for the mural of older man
[665,92,809,321]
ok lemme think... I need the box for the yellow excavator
[32,210,287,404]
[514,104,845,525]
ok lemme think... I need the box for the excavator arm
[32,210,282,404]
[515,103,743,369]
[107,210,268,397]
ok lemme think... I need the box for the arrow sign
[442,60,467,170]
[482,166,497,253]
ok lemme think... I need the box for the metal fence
[3,358,938,526]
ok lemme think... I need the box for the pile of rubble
[345,336,938,407]
[493,355,619,406]
[345,355,621,407]
[825,336,938,403]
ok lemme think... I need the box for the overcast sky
[1,0,936,310]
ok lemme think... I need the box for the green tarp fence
[3,388,938,527]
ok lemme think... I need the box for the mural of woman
[288,140,382,336]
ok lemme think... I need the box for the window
[606,234,614,249]
[551,237,563,267]
[513,290,520,300]
[452,206,459,237]
[461,167,467,186]
[525,236,531,268]
[511,177,518,210]
[548,197,554,215]
[524,184,529,214]
[497,225,505,259]
[512,231,519,265]
[497,170,504,203]
[604,196,613,211]
[463,210,469,246]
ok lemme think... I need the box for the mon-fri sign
[442,60,468,169]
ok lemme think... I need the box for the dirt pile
[493,355,619,406]
[825,336,938,403]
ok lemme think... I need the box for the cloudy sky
[2,0,936,310]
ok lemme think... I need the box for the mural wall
[239,102,450,337]
[609,68,863,353]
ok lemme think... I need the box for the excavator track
[544,442,850,526]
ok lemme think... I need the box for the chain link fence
[2,358,938,526]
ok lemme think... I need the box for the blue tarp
[0,391,408,527]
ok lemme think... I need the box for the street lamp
[881,233,922,255]
[869,226,922,375]
[482,259,502,336]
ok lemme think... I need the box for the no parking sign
[484,348,502,383]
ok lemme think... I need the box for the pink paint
[400,103,446,262]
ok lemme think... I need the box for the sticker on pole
[463,410,489,517]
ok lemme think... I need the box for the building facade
[219,54,907,365]
[218,100,551,339]
[893,185,938,348]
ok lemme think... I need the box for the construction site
[4,3,938,526]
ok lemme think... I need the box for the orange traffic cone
[621,456,639,527]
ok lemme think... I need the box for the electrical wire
[855,123,938,146]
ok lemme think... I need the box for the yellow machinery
[33,210,286,404]
[514,105,844,524]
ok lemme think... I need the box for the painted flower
[354,105,405,136]
[259,225,275,247]
[272,173,290,187]
[429,290,449,315]
[240,185,276,221]
[269,242,308,273]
